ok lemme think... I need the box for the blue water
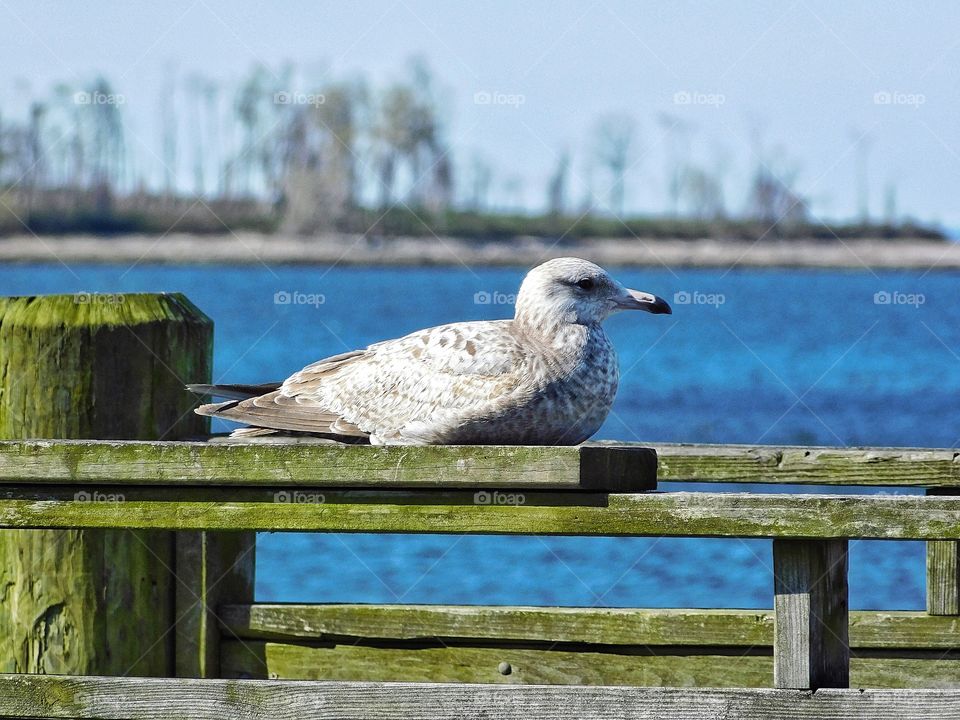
[3,263,959,610]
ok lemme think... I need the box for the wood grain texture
[928,539,960,615]
[221,640,775,686]
[5,439,960,488]
[0,440,657,491]
[649,443,960,486]
[2,491,960,538]
[219,640,960,689]
[0,293,211,677]
[927,490,960,615]
[773,540,849,690]
[218,604,960,650]
[175,531,256,678]
[3,674,960,719]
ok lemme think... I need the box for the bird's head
[514,257,671,330]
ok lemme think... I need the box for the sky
[2,0,959,226]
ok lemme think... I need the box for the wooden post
[773,539,849,690]
[926,489,959,615]
[0,292,249,677]
[175,532,256,677]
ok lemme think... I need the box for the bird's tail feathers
[186,382,282,401]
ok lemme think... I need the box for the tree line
[0,58,939,239]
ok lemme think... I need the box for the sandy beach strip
[1,233,959,270]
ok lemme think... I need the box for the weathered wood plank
[0,440,657,491]
[222,640,774,686]
[219,640,960,689]
[650,443,960,486]
[218,604,960,650]
[3,439,959,489]
[0,293,211,677]
[927,489,960,615]
[773,539,849,690]
[175,531,256,678]
[1,492,960,538]
[3,674,960,719]
[928,539,960,615]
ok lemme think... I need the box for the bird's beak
[615,288,672,314]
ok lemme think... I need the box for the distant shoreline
[2,233,959,271]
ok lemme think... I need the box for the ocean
[3,262,958,610]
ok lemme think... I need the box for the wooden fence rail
[2,675,960,720]
[1,439,956,487]
[2,292,957,718]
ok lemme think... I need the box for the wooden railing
[2,293,958,718]
[1,439,960,718]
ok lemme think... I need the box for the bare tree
[883,180,897,225]
[849,127,873,222]
[280,80,365,233]
[85,76,125,208]
[186,73,208,196]
[159,65,178,200]
[466,153,492,211]
[546,150,570,216]
[679,165,724,220]
[745,155,808,226]
[234,65,271,196]
[592,113,636,216]
[657,113,695,216]
[371,59,447,210]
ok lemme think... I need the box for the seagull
[188,257,671,445]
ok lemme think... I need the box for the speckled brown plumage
[190,258,671,445]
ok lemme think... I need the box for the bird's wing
[197,320,536,442]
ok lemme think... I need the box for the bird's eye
[576,278,595,291]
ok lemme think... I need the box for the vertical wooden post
[926,489,959,615]
[0,293,215,676]
[174,532,256,677]
[773,539,849,690]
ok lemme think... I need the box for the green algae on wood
[218,604,960,650]
[0,440,658,491]
[651,443,960,486]
[2,491,960,539]
[0,293,212,440]
[4,673,960,719]
[0,293,214,676]
[219,641,960,690]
